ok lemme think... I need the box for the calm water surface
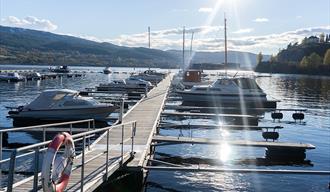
[0,65,329,191]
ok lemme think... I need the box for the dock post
[7,150,17,192]
[0,132,2,173]
[33,147,40,191]
[121,124,124,165]
[80,136,86,192]
[105,129,110,181]
[119,99,124,123]
[131,122,136,156]
[145,86,148,98]
[87,121,91,150]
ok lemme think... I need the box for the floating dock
[5,74,173,191]
[152,135,315,149]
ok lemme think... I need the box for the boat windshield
[234,78,261,89]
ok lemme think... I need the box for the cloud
[105,25,330,54]
[232,28,254,34]
[253,18,269,23]
[1,16,57,31]
[198,7,213,13]
[296,15,303,19]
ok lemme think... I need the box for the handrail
[0,119,94,133]
[15,121,135,152]
[3,120,137,192]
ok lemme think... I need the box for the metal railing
[0,119,95,170]
[2,120,136,192]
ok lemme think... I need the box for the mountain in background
[167,50,270,69]
[0,26,268,69]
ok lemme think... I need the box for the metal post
[0,132,2,173]
[92,120,95,130]
[145,85,148,98]
[70,124,72,135]
[7,150,17,192]
[33,147,40,191]
[119,99,124,123]
[121,125,124,165]
[80,136,86,192]
[105,129,110,180]
[131,122,136,156]
[87,121,90,150]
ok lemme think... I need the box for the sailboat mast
[148,26,151,48]
[182,26,185,70]
[190,32,194,57]
[224,15,228,76]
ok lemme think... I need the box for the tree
[323,49,330,65]
[319,33,325,43]
[308,52,322,67]
[299,56,310,68]
[257,52,263,64]
[301,37,308,44]
[270,54,276,63]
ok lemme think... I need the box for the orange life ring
[41,132,75,192]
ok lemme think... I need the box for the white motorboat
[177,77,276,108]
[25,72,42,80]
[0,72,24,82]
[96,77,153,91]
[103,67,111,74]
[8,89,117,121]
[131,73,163,84]
[50,66,70,73]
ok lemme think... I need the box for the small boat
[0,72,24,82]
[96,77,153,91]
[25,72,42,80]
[50,66,70,73]
[8,89,117,122]
[131,74,163,84]
[177,77,276,108]
[103,67,111,74]
[143,69,166,78]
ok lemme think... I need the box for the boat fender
[41,132,75,192]
[292,113,304,120]
[271,112,283,120]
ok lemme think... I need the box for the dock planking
[152,135,316,149]
[96,74,173,169]
[9,74,173,192]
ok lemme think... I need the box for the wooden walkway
[10,74,172,192]
[152,135,316,149]
[96,74,172,169]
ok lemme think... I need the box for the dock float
[152,135,316,149]
[4,74,173,191]
[158,124,283,130]
[161,112,260,125]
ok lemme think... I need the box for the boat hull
[9,106,117,121]
[178,91,276,108]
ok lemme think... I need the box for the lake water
[0,65,329,191]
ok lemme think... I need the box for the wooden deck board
[152,135,316,149]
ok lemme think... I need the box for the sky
[0,0,330,54]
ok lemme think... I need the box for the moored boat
[0,72,24,82]
[103,67,111,74]
[177,77,276,108]
[8,89,117,122]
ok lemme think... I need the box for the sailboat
[176,16,277,108]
